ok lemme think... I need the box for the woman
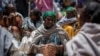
[19,11,69,56]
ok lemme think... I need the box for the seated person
[58,6,77,39]
[19,11,69,56]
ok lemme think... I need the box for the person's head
[66,6,76,18]
[15,15,22,27]
[43,11,56,29]
[30,9,41,22]
[7,4,15,15]
[12,15,22,27]
[79,1,100,26]
[1,16,10,28]
[15,15,22,26]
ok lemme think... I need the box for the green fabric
[61,9,66,16]
[43,11,56,22]
[66,6,74,12]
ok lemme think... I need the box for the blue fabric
[48,33,61,45]
[38,33,61,45]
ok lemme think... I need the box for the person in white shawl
[57,6,77,39]
[57,6,77,26]
[20,11,69,56]
[66,1,100,56]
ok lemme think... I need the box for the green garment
[43,11,57,22]
[61,9,66,16]
[66,6,74,12]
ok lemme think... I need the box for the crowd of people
[0,0,100,56]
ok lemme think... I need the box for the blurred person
[0,8,23,56]
[66,1,100,56]
[19,11,69,56]
[8,16,24,56]
[9,15,23,46]
[60,0,71,16]
[17,9,42,55]
[8,15,24,47]
[4,4,24,21]
[35,0,63,21]
[58,0,76,19]
[35,0,53,13]
[0,8,15,56]
[53,0,63,21]
[0,25,14,56]
[0,16,21,56]
[58,6,77,39]
[23,9,42,32]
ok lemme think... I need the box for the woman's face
[15,16,22,27]
[44,16,55,29]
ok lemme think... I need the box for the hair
[79,1,100,26]
[5,4,16,15]
[1,16,10,28]
[12,15,22,27]
[91,7,100,24]
[15,15,22,20]
[30,9,41,20]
